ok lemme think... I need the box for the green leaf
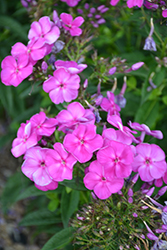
[60,178,87,191]
[1,172,30,212]
[61,189,80,228]
[41,227,75,250]
[16,184,63,201]
[19,208,61,226]
[0,15,27,41]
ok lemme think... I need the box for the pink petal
[28,21,42,40]
[70,27,82,36]
[39,16,51,34]
[44,26,60,44]
[33,168,52,186]
[60,13,73,25]
[72,16,84,27]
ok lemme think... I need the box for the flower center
[40,161,45,167]
[114,157,119,163]
[145,158,151,165]
[101,176,106,181]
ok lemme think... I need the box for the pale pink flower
[63,124,103,163]
[60,13,84,36]
[56,102,95,133]
[60,0,80,7]
[54,60,87,74]
[100,91,121,116]
[83,160,124,199]
[21,146,58,188]
[46,142,77,181]
[11,122,37,157]
[1,55,33,87]
[124,62,144,73]
[28,16,60,47]
[43,68,80,104]
[97,141,133,178]
[30,111,57,138]
[132,143,167,182]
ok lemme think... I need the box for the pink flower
[83,160,124,199]
[28,16,60,47]
[107,115,137,143]
[35,180,58,191]
[127,0,144,8]
[128,121,163,141]
[43,68,80,104]
[162,9,167,18]
[56,102,95,133]
[11,39,48,66]
[54,60,87,74]
[97,141,133,178]
[110,0,120,6]
[102,128,132,146]
[21,146,58,189]
[60,0,80,7]
[100,91,121,116]
[63,124,103,163]
[124,62,144,73]
[132,143,167,182]
[30,111,57,138]
[46,143,77,181]
[11,122,37,157]
[60,13,84,36]
[1,55,33,87]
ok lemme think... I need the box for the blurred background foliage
[1,0,167,249]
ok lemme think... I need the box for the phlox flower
[83,160,124,200]
[60,13,84,36]
[102,128,132,146]
[11,38,49,66]
[54,60,87,74]
[30,111,57,138]
[56,102,95,133]
[46,142,77,181]
[60,0,80,7]
[128,121,163,141]
[100,91,121,116]
[132,143,167,182]
[28,16,60,47]
[97,141,133,178]
[43,68,80,104]
[162,9,167,18]
[11,122,37,158]
[1,55,33,87]
[127,0,144,8]
[110,0,120,6]
[21,146,58,189]
[63,124,103,163]
[107,114,138,143]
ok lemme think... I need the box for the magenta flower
[11,122,37,158]
[83,160,124,200]
[110,0,120,6]
[128,121,163,141]
[21,146,58,189]
[28,16,60,47]
[63,124,103,163]
[11,39,48,66]
[132,143,167,182]
[97,141,133,178]
[1,55,33,87]
[162,9,167,18]
[56,102,95,133]
[46,143,77,181]
[102,128,132,146]
[100,91,121,116]
[127,0,144,8]
[54,60,87,74]
[60,13,84,36]
[30,111,57,138]
[43,68,80,104]
[60,0,80,7]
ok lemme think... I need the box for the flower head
[60,13,84,36]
